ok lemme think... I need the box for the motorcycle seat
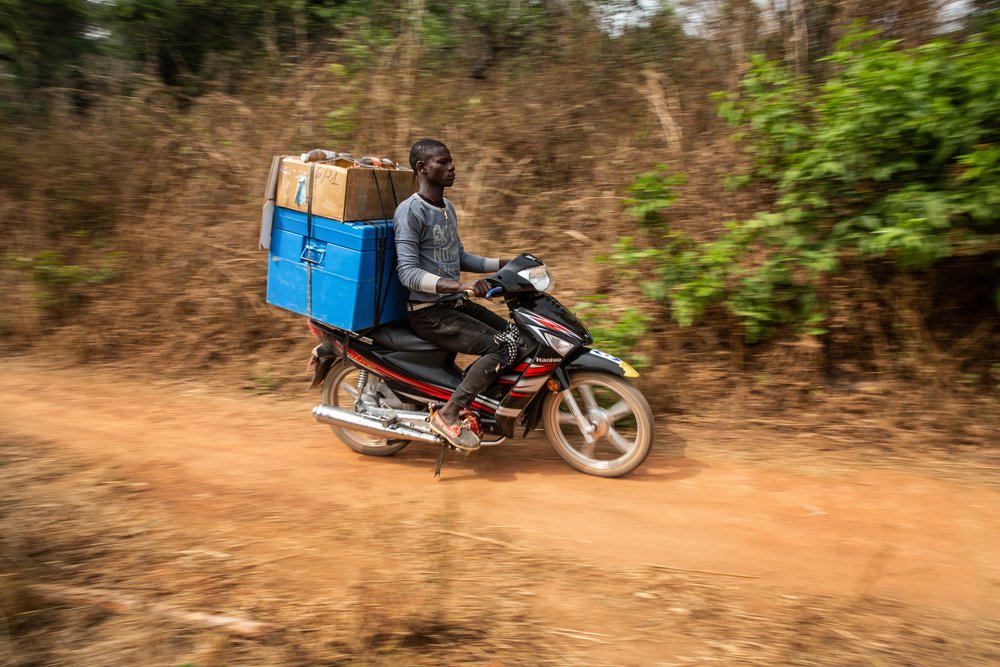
[369,321,440,352]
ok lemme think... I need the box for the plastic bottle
[300,150,399,169]
[359,156,396,169]
[300,149,339,162]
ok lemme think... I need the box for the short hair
[408,138,447,171]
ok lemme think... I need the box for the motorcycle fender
[562,348,639,381]
[306,344,338,390]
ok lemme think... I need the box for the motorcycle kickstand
[429,403,450,478]
[434,443,452,478]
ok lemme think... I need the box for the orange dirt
[1,357,997,665]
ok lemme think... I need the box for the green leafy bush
[616,28,1000,341]
[622,163,687,227]
[573,295,651,367]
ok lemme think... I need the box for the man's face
[419,147,456,189]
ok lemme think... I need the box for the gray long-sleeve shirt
[393,193,500,303]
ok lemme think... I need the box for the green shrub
[616,28,1000,341]
[573,295,651,367]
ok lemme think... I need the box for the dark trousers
[408,299,511,410]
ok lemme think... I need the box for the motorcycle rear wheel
[322,361,411,456]
[542,371,653,477]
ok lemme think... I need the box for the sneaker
[429,411,481,451]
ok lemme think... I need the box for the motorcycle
[306,253,654,477]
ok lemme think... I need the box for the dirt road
[1,357,997,665]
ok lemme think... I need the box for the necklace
[418,193,449,220]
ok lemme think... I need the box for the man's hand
[459,279,492,297]
[435,277,491,296]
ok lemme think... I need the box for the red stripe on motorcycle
[347,350,496,415]
[524,311,574,336]
[524,365,557,377]
[348,350,449,399]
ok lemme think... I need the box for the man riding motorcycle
[393,138,519,451]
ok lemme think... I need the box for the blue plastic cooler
[266,206,406,331]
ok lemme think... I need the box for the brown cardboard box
[275,157,417,222]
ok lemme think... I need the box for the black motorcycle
[307,253,653,477]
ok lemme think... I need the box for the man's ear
[414,160,425,173]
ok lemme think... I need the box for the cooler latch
[300,244,326,265]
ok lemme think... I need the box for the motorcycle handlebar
[462,286,505,300]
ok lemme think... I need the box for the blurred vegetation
[573,294,652,367]
[616,28,1000,344]
[0,0,998,400]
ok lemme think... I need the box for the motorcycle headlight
[517,265,554,292]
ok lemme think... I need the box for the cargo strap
[368,169,397,328]
[386,167,399,206]
[306,162,316,319]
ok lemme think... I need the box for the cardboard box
[275,156,417,222]
[265,206,407,331]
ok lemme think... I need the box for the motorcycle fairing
[511,294,592,343]
[493,358,561,436]
[378,349,463,390]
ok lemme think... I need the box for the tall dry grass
[0,42,735,366]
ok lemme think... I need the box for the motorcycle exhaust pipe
[312,404,441,445]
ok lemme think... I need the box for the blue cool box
[265,206,407,331]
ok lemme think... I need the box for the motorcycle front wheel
[542,371,653,477]
[321,361,411,456]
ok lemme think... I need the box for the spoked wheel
[542,371,653,477]
[321,361,410,456]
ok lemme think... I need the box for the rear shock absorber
[355,370,369,411]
